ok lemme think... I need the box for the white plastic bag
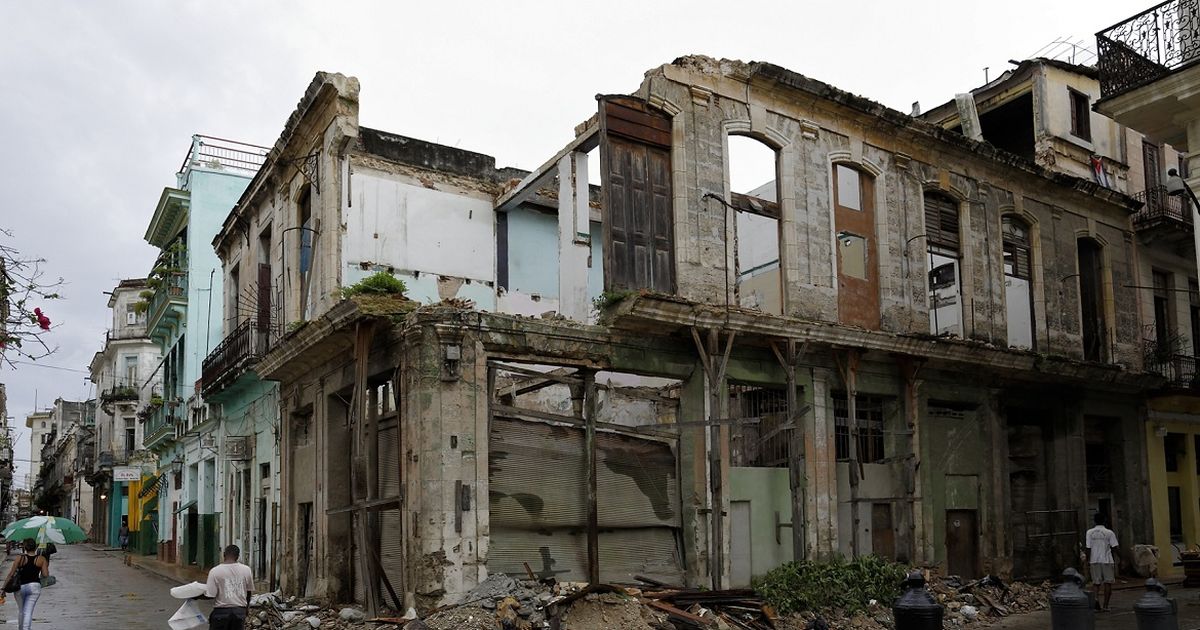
[170,581,208,599]
[168,599,207,630]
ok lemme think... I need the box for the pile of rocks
[928,575,1052,623]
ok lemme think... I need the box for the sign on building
[112,466,140,481]
[225,436,252,461]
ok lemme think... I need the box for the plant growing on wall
[341,272,407,299]
[0,229,63,366]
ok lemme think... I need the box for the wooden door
[833,165,880,329]
[871,503,896,560]
[600,96,674,293]
[946,509,979,578]
[1144,141,1161,191]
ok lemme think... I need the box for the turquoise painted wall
[184,168,253,390]
[503,207,606,303]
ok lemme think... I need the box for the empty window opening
[1069,89,1091,142]
[925,192,963,337]
[729,384,794,467]
[977,93,1035,161]
[728,135,782,314]
[297,188,314,321]
[1077,238,1107,362]
[1002,216,1034,349]
[835,165,862,211]
[832,392,885,463]
[837,232,868,280]
[227,263,241,331]
[1168,486,1184,543]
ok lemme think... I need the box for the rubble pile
[928,575,1052,623]
[245,591,405,630]
[240,574,1053,630]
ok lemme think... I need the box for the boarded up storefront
[488,416,684,584]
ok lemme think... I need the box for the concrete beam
[558,151,592,322]
[494,127,599,211]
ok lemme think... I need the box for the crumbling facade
[218,55,1169,616]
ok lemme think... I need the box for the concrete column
[557,152,591,322]
[805,368,838,558]
[1182,432,1200,548]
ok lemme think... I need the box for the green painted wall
[730,467,793,580]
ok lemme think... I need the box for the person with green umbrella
[2,538,50,630]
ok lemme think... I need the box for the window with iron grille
[729,384,793,468]
[832,392,885,463]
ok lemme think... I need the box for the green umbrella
[1,515,87,544]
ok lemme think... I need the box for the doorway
[832,164,880,329]
[730,501,753,588]
[872,503,896,560]
[946,509,979,578]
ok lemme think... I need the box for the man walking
[1086,513,1119,612]
[204,544,254,629]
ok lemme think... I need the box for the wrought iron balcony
[1145,348,1199,388]
[143,406,178,450]
[1133,185,1193,232]
[100,379,141,403]
[1098,0,1200,98]
[201,319,269,395]
[95,447,130,472]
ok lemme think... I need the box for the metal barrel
[1049,568,1095,630]
[892,571,944,630]
[1133,578,1179,630]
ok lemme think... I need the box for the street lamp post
[1166,168,1200,288]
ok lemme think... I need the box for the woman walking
[4,538,49,630]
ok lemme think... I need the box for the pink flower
[33,308,50,331]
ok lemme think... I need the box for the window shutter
[600,96,674,293]
[257,263,272,332]
[924,193,960,250]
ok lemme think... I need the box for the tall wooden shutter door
[257,264,272,332]
[600,96,674,293]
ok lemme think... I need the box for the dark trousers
[209,606,247,630]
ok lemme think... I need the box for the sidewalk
[90,544,207,586]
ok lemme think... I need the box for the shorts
[1090,562,1115,584]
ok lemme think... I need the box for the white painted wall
[343,166,496,306]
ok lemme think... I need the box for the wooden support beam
[583,371,599,583]
[494,126,600,211]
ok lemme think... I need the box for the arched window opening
[1077,237,1107,362]
[728,135,782,314]
[1002,216,1035,349]
[925,191,962,336]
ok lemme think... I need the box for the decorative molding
[689,86,713,106]
[893,152,912,170]
[800,120,820,140]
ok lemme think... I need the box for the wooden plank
[488,362,583,384]
[584,371,599,583]
[645,600,715,627]
[492,403,584,427]
[325,496,401,515]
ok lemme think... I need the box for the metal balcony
[201,319,270,396]
[1145,350,1199,388]
[100,379,141,404]
[1097,0,1200,98]
[1133,186,1193,235]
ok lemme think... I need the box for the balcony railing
[1133,185,1193,230]
[1098,0,1200,98]
[143,406,178,449]
[95,447,132,471]
[201,319,269,395]
[1146,351,1199,388]
[147,271,187,326]
[100,379,141,403]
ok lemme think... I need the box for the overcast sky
[0,1,1139,487]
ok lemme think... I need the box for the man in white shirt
[1085,513,1119,612]
[205,544,254,629]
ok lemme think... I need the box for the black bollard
[892,571,943,630]
[1049,568,1095,630]
[1133,578,1179,630]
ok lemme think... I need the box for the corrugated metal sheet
[378,424,403,598]
[488,417,682,583]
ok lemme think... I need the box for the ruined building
[214,56,1158,612]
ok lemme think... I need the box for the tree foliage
[0,229,63,366]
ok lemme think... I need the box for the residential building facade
[87,278,161,546]
[32,398,94,530]
[138,135,266,566]
[1096,0,1200,576]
